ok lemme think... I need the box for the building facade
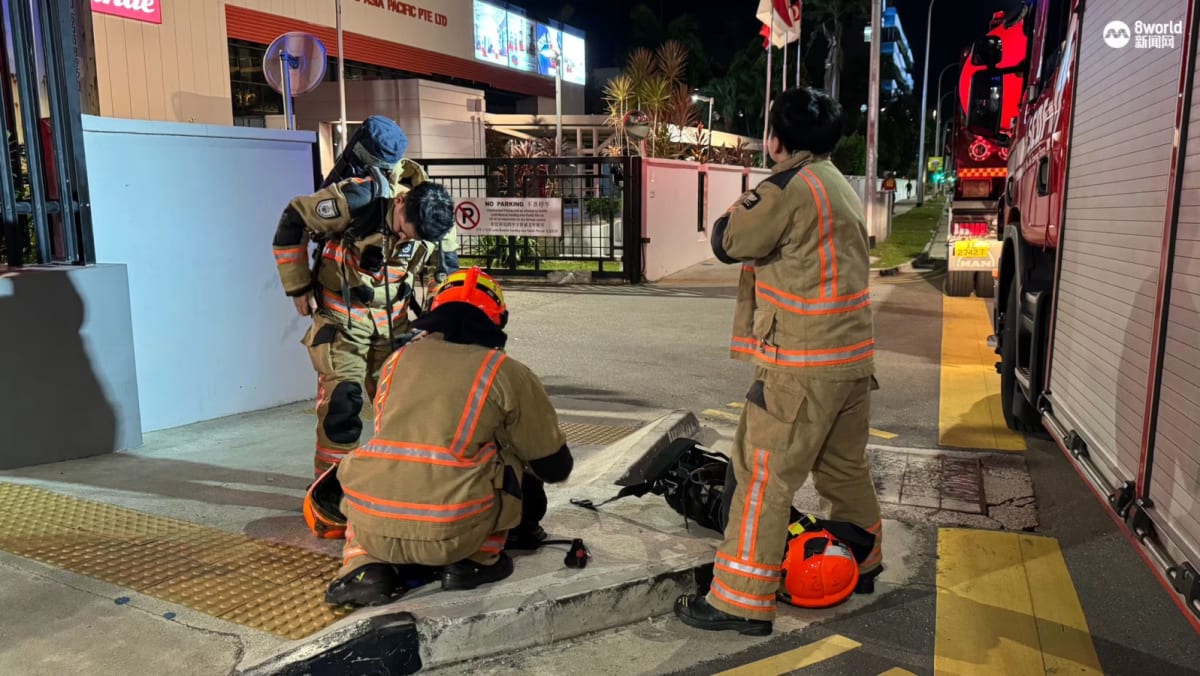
[89,0,587,157]
[881,6,914,97]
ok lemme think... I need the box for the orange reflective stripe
[274,246,306,264]
[342,486,496,524]
[478,534,506,554]
[716,553,781,582]
[731,336,875,368]
[373,348,405,433]
[356,440,498,469]
[741,265,755,273]
[755,282,870,316]
[316,445,349,464]
[322,289,369,322]
[958,167,1007,178]
[342,545,367,566]
[324,242,406,283]
[449,350,507,457]
[798,168,837,298]
[710,578,775,611]
[738,449,770,561]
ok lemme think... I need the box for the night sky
[513,0,1027,106]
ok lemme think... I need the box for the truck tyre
[975,270,995,298]
[945,270,974,296]
[1000,279,1040,433]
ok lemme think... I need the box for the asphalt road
[430,263,1200,676]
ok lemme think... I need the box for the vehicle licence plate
[954,242,991,258]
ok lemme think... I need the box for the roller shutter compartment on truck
[1046,0,1186,490]
[1148,30,1200,600]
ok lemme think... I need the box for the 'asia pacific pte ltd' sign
[91,0,162,25]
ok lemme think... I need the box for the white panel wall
[706,165,746,226]
[82,115,318,433]
[642,159,711,282]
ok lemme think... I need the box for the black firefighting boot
[673,593,773,637]
[325,563,406,607]
[505,525,548,551]
[441,551,515,591]
[855,565,884,595]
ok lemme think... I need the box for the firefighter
[272,118,455,478]
[325,267,574,607]
[674,86,883,635]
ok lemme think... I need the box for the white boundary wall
[82,116,318,433]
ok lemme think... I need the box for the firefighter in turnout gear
[325,267,575,607]
[272,116,455,478]
[674,87,883,635]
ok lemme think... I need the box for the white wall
[82,115,317,433]
[706,165,746,226]
[642,159,711,282]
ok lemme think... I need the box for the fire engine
[968,0,1199,625]
[943,11,1026,298]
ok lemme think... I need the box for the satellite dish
[263,32,328,130]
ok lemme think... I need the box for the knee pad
[324,382,364,444]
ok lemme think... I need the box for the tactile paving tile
[0,482,344,639]
[560,421,641,446]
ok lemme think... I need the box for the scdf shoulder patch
[316,199,340,220]
[740,191,762,211]
[397,241,416,260]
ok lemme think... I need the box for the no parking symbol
[454,201,481,231]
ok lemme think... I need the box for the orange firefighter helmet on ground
[304,464,348,539]
[778,528,861,608]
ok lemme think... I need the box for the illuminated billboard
[473,1,508,66]
[561,30,585,85]
[472,1,585,85]
[506,12,536,73]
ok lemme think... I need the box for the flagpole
[763,12,774,167]
[782,31,788,92]
[795,8,802,87]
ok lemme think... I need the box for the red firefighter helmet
[303,465,347,539]
[779,529,860,608]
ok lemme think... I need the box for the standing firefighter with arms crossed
[271,116,455,478]
[675,87,883,635]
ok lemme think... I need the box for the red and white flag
[757,0,801,49]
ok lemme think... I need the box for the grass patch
[870,197,946,269]
[458,257,623,273]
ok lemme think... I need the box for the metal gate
[414,157,643,283]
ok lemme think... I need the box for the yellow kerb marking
[703,408,743,423]
[870,428,898,440]
[939,296,1026,451]
[934,529,1102,676]
[716,634,861,676]
[878,669,918,676]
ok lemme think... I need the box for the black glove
[391,329,424,351]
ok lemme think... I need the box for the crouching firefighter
[271,116,454,478]
[674,86,884,636]
[320,267,575,607]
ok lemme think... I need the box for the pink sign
[91,0,162,25]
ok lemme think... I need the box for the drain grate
[560,422,641,446]
[0,482,350,640]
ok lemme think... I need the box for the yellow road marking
[934,529,1102,676]
[870,428,898,440]
[727,402,745,409]
[716,634,861,676]
[938,297,1026,451]
[703,408,742,422]
[878,669,918,676]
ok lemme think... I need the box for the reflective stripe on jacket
[711,151,875,379]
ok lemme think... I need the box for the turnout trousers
[706,367,883,622]
[303,307,403,478]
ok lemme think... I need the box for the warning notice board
[453,197,562,237]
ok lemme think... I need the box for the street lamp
[915,0,941,206]
[692,93,714,155]
[552,43,563,156]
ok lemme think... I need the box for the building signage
[91,0,162,25]
[356,0,449,27]
[454,197,562,237]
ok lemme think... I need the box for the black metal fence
[414,157,644,283]
[0,0,94,268]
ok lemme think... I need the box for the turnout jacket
[712,151,875,380]
[272,159,438,332]
[335,334,570,541]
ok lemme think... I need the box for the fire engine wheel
[1000,279,1040,433]
[945,271,975,297]
[975,271,995,298]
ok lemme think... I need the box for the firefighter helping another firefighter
[276,111,881,620]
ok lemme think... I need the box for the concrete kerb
[237,410,710,676]
[873,202,951,277]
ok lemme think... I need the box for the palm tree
[805,0,870,100]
